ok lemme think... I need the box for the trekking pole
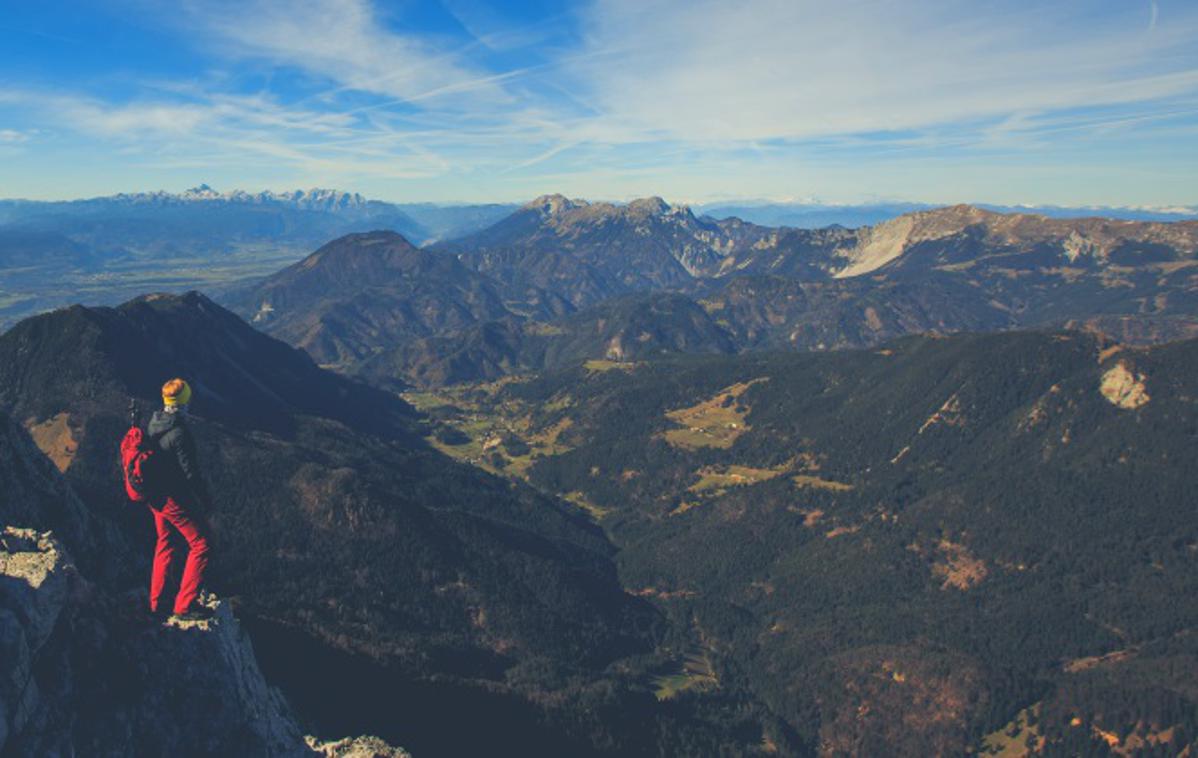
[128,398,139,428]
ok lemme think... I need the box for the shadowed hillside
[420,330,1198,754]
[0,292,797,755]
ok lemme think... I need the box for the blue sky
[0,0,1196,206]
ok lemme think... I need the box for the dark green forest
[4,289,1197,755]
[438,330,1198,754]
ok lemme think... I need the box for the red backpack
[120,401,163,503]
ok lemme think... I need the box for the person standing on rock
[146,378,214,622]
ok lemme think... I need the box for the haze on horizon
[1,0,1196,208]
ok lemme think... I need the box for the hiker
[146,378,214,621]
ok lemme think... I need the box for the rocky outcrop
[0,527,408,757]
[0,408,407,757]
[306,735,411,757]
[0,527,290,755]
[0,528,80,753]
[1100,361,1150,409]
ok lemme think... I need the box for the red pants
[149,496,211,615]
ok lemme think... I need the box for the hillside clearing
[662,378,768,450]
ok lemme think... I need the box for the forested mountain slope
[228,231,514,369]
[419,331,1198,754]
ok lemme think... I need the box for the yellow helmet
[162,378,193,408]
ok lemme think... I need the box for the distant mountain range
[0,184,517,243]
[3,186,1193,332]
[0,186,517,328]
[4,187,1197,384]
[228,195,1198,386]
[696,199,1198,228]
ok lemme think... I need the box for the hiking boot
[169,605,215,623]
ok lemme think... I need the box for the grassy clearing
[653,652,718,701]
[402,390,453,413]
[501,418,574,478]
[542,393,574,412]
[792,474,855,492]
[688,464,787,494]
[668,500,704,517]
[583,359,637,373]
[563,491,611,521]
[405,384,549,470]
[978,703,1043,757]
[663,378,768,450]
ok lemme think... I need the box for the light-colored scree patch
[1100,362,1149,409]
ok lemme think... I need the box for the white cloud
[0,128,31,143]
[182,0,509,106]
[567,0,1198,144]
[3,0,1196,205]
[0,85,450,184]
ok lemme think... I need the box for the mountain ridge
[236,200,1198,387]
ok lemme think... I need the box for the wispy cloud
[0,85,447,184]
[1,0,1196,204]
[181,0,509,107]
[567,0,1198,145]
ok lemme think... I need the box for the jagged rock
[305,735,411,758]
[0,528,82,755]
[0,527,409,757]
[0,419,96,567]
[0,529,77,657]
[108,592,309,756]
[1100,361,1150,409]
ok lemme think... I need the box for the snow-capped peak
[103,186,372,211]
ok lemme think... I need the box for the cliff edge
[0,408,407,757]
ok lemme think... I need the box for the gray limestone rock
[0,529,407,757]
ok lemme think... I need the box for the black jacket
[147,409,211,508]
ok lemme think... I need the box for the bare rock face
[0,528,409,757]
[306,735,412,758]
[0,528,81,753]
[1100,361,1150,409]
[0,528,83,755]
[0,440,408,758]
[109,592,309,756]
